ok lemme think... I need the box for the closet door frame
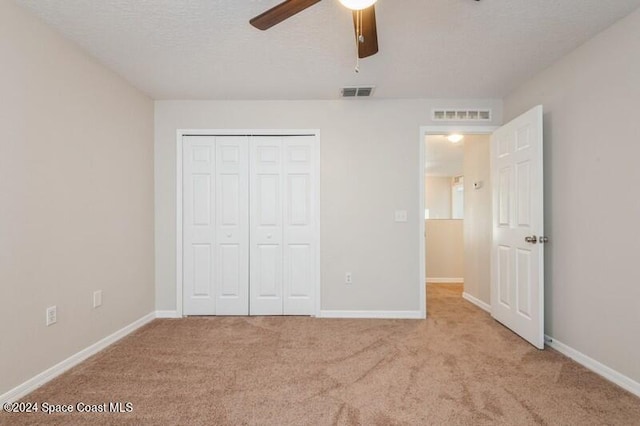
[176,129,321,318]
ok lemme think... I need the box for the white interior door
[183,133,318,317]
[250,137,284,315]
[214,137,249,315]
[283,137,317,315]
[249,135,318,315]
[183,136,217,315]
[183,136,249,315]
[491,105,545,349]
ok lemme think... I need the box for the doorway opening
[418,126,497,318]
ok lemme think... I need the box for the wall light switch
[394,210,408,223]
[93,290,102,308]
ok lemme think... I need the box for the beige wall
[425,176,452,219]
[0,0,155,396]
[504,8,640,383]
[463,135,491,304]
[425,220,464,281]
[155,99,503,312]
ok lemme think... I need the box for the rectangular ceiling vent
[432,109,492,122]
[341,86,375,98]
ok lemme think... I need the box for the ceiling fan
[250,0,380,59]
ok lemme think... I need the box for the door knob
[539,236,549,244]
[525,235,538,244]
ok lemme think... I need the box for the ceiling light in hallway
[447,134,464,143]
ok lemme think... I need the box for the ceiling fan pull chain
[354,10,361,73]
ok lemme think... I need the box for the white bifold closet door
[183,134,317,316]
[249,136,317,315]
[183,136,249,315]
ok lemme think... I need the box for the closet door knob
[525,235,538,244]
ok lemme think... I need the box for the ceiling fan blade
[250,0,322,30]
[352,5,378,58]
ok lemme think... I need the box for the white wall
[504,8,640,383]
[0,0,155,396]
[451,181,464,219]
[155,99,503,313]
[425,220,464,281]
[462,135,491,304]
[425,176,452,219]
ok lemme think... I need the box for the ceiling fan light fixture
[339,0,377,11]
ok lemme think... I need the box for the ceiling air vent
[432,109,492,122]
[341,86,375,98]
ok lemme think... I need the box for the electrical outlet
[46,306,57,326]
[93,290,102,308]
[394,210,408,223]
[345,273,353,285]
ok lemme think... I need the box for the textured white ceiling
[14,0,640,100]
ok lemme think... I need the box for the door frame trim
[418,125,498,318]
[176,129,321,317]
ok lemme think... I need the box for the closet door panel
[283,137,316,315]
[250,137,284,315]
[288,244,312,297]
[183,136,217,315]
[256,244,280,296]
[184,133,317,317]
[215,137,249,315]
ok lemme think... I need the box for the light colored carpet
[2,284,639,425]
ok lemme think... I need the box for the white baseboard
[0,312,156,405]
[426,278,464,284]
[318,310,424,319]
[155,310,181,319]
[462,292,491,313]
[544,335,640,398]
